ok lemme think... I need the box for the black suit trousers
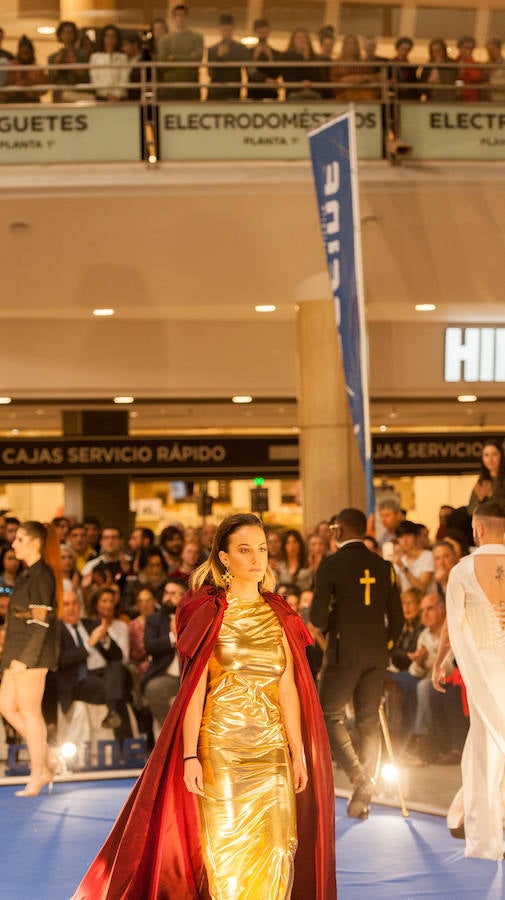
[73,661,125,707]
[318,663,385,782]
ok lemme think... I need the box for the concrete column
[297,298,366,534]
[62,410,131,538]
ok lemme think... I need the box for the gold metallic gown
[198,594,297,900]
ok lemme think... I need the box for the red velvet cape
[72,586,337,900]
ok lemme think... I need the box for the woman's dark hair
[97,24,122,53]
[17,35,35,63]
[20,521,63,615]
[56,20,78,42]
[281,529,308,569]
[191,513,274,592]
[139,546,168,574]
[428,38,449,61]
[0,544,21,575]
[286,28,316,58]
[89,584,120,618]
[479,440,505,482]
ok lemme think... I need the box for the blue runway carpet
[0,780,503,899]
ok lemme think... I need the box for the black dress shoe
[347,776,375,819]
[449,824,465,839]
[101,710,123,729]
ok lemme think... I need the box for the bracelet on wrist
[183,755,198,762]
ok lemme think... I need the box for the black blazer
[57,618,123,712]
[311,541,403,668]
[142,607,176,688]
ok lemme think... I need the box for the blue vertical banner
[308,109,374,514]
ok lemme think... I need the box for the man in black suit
[311,507,403,818]
[56,590,128,730]
[142,578,187,726]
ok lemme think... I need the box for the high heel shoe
[15,774,54,797]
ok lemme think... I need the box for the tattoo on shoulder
[495,564,505,585]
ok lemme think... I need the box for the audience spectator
[435,504,455,540]
[169,540,200,583]
[306,533,326,578]
[157,4,203,100]
[7,36,45,102]
[0,545,21,593]
[127,586,157,736]
[362,35,388,98]
[432,540,457,599]
[142,578,187,726]
[208,13,250,100]
[198,522,217,561]
[277,528,312,590]
[159,525,184,571]
[90,24,128,101]
[127,526,155,575]
[283,27,322,100]
[60,544,81,592]
[363,534,381,555]
[485,37,505,100]
[314,520,331,549]
[81,526,130,592]
[77,29,96,61]
[456,35,484,101]
[331,33,374,101]
[389,587,424,671]
[148,17,168,58]
[52,515,71,543]
[394,521,436,594]
[0,26,13,61]
[248,17,282,100]
[83,515,101,553]
[419,38,456,100]
[67,523,96,574]
[390,36,417,99]
[47,20,88,101]
[316,25,335,99]
[56,589,130,733]
[443,528,470,561]
[467,439,505,515]
[88,585,130,662]
[122,30,145,100]
[377,498,403,549]
[5,517,20,544]
[124,546,168,614]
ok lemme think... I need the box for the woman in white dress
[90,24,128,101]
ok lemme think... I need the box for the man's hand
[432,662,446,693]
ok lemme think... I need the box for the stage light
[61,741,78,759]
[381,763,398,783]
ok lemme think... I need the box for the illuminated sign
[444,327,505,382]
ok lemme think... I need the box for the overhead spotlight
[10,428,19,435]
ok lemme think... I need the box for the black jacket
[1,559,59,671]
[142,606,176,688]
[57,618,123,712]
[311,541,403,668]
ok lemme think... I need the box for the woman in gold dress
[183,514,306,899]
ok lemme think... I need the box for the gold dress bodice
[198,594,297,900]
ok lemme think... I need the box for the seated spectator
[142,578,187,727]
[157,4,203,101]
[363,534,381,555]
[456,35,484,101]
[266,526,283,584]
[284,585,301,611]
[7,36,46,102]
[283,28,322,100]
[56,589,130,734]
[128,586,157,678]
[435,504,455,540]
[90,24,128,101]
[418,38,456,101]
[60,544,83,600]
[124,546,168,615]
[159,524,184,572]
[53,516,71,543]
[83,515,101,553]
[169,540,200,583]
[5,516,20,545]
[433,540,457,599]
[248,17,282,100]
[331,33,374,101]
[300,587,325,679]
[390,36,417,100]
[81,525,130,593]
[389,588,424,671]
[444,528,470,561]
[306,533,326,580]
[485,37,505,100]
[314,520,331,550]
[127,526,155,575]
[88,585,130,663]
[47,20,89,101]
[0,544,21,594]
[393,521,436,594]
[208,13,250,100]
[67,522,96,574]
[122,30,145,100]
[377,498,403,550]
[277,528,313,591]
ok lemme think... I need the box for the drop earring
[223,565,232,594]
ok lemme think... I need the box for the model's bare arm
[278,634,308,793]
[182,663,208,796]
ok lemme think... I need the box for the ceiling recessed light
[114,396,134,404]
[37,25,56,34]
[255,305,277,313]
[93,308,115,317]
[232,395,253,404]
[129,411,139,418]
[457,394,477,403]
[379,424,387,432]
[414,304,436,312]
[36,408,45,415]
[10,427,19,435]
[0,397,12,405]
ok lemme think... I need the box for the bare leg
[0,669,27,738]
[13,668,48,787]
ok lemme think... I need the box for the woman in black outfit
[0,521,61,796]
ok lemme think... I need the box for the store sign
[401,104,505,160]
[0,106,140,164]
[445,327,505,382]
[373,433,493,474]
[159,103,382,160]
[0,436,299,477]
